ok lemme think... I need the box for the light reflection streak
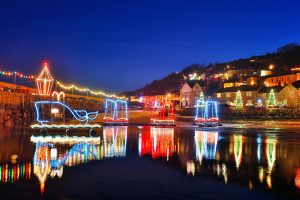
[294,168,300,189]
[233,135,243,170]
[139,127,174,160]
[258,166,264,184]
[265,137,277,174]
[103,126,127,158]
[265,137,276,189]
[0,162,31,183]
[257,135,262,163]
[194,131,218,164]
[32,127,128,195]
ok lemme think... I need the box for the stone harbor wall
[0,92,105,127]
[0,92,34,127]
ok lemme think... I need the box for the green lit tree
[198,92,205,107]
[235,91,243,109]
[267,89,277,107]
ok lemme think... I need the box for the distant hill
[123,43,300,96]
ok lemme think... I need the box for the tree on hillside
[267,89,277,107]
[197,92,205,107]
[235,91,243,109]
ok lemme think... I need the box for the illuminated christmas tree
[266,89,276,107]
[235,91,243,109]
[198,92,205,107]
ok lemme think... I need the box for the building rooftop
[223,78,241,83]
[186,80,205,88]
[263,72,299,79]
[292,80,300,89]
[215,85,260,93]
[258,86,283,93]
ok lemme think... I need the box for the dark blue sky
[0,0,299,92]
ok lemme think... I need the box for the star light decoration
[36,62,54,96]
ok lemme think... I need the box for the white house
[180,80,204,108]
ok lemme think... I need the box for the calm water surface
[0,125,299,199]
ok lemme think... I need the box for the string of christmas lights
[56,81,126,100]
[0,70,35,79]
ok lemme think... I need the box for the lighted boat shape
[31,101,101,130]
[150,118,175,126]
[103,99,128,125]
[195,100,222,127]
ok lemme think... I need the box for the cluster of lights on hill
[0,70,35,79]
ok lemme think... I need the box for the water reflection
[265,137,277,189]
[266,137,276,173]
[30,126,128,194]
[194,131,218,164]
[256,135,262,163]
[295,169,300,189]
[186,130,295,192]
[32,141,100,194]
[0,126,299,198]
[103,126,127,158]
[233,135,243,170]
[33,143,52,195]
[139,127,174,160]
[0,162,31,183]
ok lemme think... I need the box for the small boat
[150,118,175,126]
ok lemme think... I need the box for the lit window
[246,91,252,97]
[226,93,231,98]
[217,93,221,98]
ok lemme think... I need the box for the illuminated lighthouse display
[36,61,54,96]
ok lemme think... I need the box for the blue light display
[34,101,98,125]
[104,99,128,123]
[195,100,219,125]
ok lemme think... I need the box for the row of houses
[214,82,300,107]
[180,69,300,108]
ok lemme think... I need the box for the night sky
[0,0,299,92]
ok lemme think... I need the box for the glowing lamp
[51,108,59,114]
[36,62,54,96]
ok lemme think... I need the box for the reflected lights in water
[186,160,195,176]
[257,135,262,163]
[194,131,218,164]
[265,137,277,174]
[32,126,128,195]
[30,135,100,145]
[103,126,127,158]
[265,137,277,189]
[33,143,52,195]
[233,135,243,170]
[0,162,31,183]
[33,141,100,194]
[258,166,264,184]
[295,169,300,189]
[139,127,174,160]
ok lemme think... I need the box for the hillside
[123,43,300,96]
